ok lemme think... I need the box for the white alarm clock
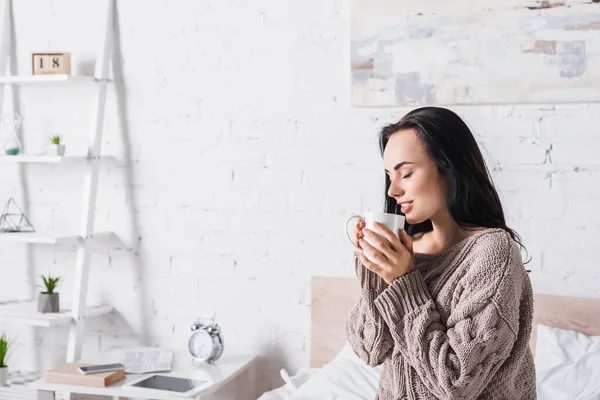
[188,317,224,364]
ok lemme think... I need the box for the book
[44,362,125,387]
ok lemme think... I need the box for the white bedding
[260,325,600,400]
[535,324,600,400]
[256,368,321,400]
[257,343,380,400]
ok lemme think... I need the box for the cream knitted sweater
[346,228,536,399]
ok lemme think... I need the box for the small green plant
[41,274,62,294]
[49,135,62,145]
[0,333,12,368]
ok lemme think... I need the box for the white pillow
[257,368,319,400]
[293,343,382,400]
[535,324,600,400]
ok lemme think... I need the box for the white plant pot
[0,366,8,386]
[47,144,66,156]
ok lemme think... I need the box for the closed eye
[387,172,413,179]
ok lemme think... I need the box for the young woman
[346,107,535,399]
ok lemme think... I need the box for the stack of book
[45,363,125,387]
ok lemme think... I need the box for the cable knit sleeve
[373,236,524,400]
[345,255,394,366]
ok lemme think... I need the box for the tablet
[124,373,212,397]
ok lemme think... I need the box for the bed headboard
[310,276,600,368]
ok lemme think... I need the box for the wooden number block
[32,52,71,75]
[32,54,48,74]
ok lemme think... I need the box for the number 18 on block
[32,52,71,75]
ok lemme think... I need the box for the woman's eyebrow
[385,161,415,173]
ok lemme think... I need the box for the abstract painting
[351,0,600,106]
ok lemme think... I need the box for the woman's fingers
[352,219,365,247]
[361,229,397,261]
[359,252,382,274]
[358,237,390,265]
[398,229,413,253]
[371,222,404,251]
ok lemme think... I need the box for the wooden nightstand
[30,350,258,400]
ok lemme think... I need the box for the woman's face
[383,129,449,225]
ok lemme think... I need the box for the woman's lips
[400,201,413,214]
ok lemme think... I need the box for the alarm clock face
[189,330,214,361]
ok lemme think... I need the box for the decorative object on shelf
[38,274,62,313]
[32,52,71,75]
[0,332,13,386]
[47,134,66,156]
[2,112,22,155]
[188,316,224,365]
[0,198,35,233]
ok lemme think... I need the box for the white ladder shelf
[0,0,115,386]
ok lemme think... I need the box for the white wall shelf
[0,154,69,163]
[0,74,96,84]
[0,300,112,327]
[0,232,127,251]
[0,0,116,373]
[0,232,81,245]
[0,155,80,163]
[0,154,117,163]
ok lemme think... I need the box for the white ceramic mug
[345,211,405,253]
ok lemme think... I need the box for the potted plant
[38,274,62,313]
[47,134,65,156]
[0,333,12,386]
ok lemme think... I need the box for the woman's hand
[351,218,366,257]
[358,222,415,285]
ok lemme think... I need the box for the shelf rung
[0,74,96,84]
[0,155,75,163]
[0,233,81,245]
[0,232,126,248]
[0,154,116,163]
[0,300,113,327]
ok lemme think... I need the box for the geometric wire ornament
[0,197,35,233]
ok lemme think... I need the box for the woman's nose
[388,181,403,198]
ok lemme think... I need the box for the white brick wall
[0,0,599,396]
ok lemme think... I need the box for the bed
[310,276,600,367]
[259,276,600,400]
